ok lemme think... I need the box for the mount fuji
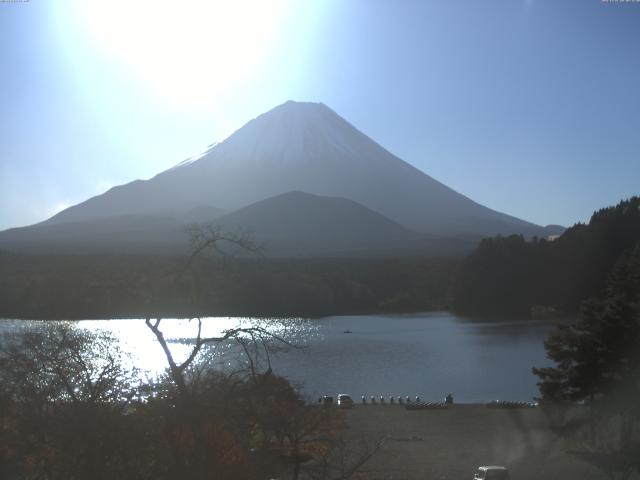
[0,101,562,255]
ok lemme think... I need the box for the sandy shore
[341,404,606,480]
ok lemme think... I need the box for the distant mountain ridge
[0,101,563,256]
[0,192,430,256]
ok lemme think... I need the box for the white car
[473,466,510,480]
[337,394,354,409]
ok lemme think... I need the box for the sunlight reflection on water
[77,317,317,381]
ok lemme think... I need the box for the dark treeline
[3,197,640,321]
[0,253,456,319]
[453,196,640,317]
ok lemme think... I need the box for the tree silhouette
[533,241,640,480]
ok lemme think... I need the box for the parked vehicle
[321,395,334,406]
[473,466,510,480]
[337,394,354,409]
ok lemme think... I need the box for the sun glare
[77,0,289,107]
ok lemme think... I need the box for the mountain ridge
[2,100,563,256]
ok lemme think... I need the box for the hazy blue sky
[1,0,639,230]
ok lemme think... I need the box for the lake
[0,312,554,403]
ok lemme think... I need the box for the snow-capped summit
[206,101,365,166]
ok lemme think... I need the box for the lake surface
[0,312,554,403]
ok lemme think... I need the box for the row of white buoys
[361,395,422,405]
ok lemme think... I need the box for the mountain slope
[42,101,553,237]
[0,192,432,256]
[0,204,226,254]
[0,214,188,254]
[214,191,422,256]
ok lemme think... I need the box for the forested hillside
[0,253,455,319]
[453,197,640,317]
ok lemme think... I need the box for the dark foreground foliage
[0,323,381,480]
[453,196,640,317]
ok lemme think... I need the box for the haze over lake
[0,312,553,403]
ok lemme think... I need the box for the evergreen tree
[533,241,640,406]
[533,242,640,480]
